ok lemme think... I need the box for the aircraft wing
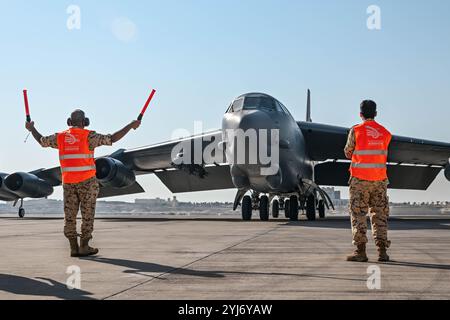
[32,130,233,197]
[298,121,450,190]
[114,130,234,193]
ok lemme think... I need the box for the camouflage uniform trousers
[349,177,391,248]
[63,177,100,240]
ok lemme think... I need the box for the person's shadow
[0,274,93,300]
[83,257,225,278]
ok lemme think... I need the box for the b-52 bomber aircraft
[1,91,450,220]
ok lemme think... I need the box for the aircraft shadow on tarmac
[86,257,450,281]
[382,261,450,271]
[82,257,368,283]
[102,217,256,223]
[283,219,450,231]
[84,257,225,278]
[101,217,450,231]
[0,274,93,300]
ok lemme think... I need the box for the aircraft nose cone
[238,110,274,131]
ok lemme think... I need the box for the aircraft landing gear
[318,199,326,219]
[241,193,273,222]
[18,199,25,218]
[289,195,299,221]
[259,195,269,221]
[272,199,279,218]
[306,195,316,221]
[242,195,252,221]
[284,199,290,218]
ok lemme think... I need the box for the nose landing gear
[240,192,271,221]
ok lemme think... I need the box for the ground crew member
[25,110,141,257]
[344,100,392,262]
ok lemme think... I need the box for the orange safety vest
[350,120,392,181]
[57,128,96,184]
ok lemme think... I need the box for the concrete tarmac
[1,215,450,300]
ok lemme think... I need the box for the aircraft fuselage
[222,93,314,196]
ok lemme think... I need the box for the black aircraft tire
[318,200,326,219]
[289,196,299,221]
[242,196,252,221]
[306,195,316,221]
[272,200,279,218]
[19,208,25,219]
[259,196,269,221]
[284,200,290,218]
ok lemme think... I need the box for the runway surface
[1,215,450,300]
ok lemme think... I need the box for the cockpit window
[227,98,244,113]
[276,101,291,116]
[243,96,278,111]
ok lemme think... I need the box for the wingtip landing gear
[18,199,25,218]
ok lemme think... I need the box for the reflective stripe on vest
[352,150,388,156]
[61,166,97,173]
[59,154,95,160]
[351,163,387,169]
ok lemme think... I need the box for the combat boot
[78,238,99,257]
[346,244,368,262]
[377,245,390,262]
[69,238,79,257]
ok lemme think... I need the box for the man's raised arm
[111,120,141,143]
[25,121,44,146]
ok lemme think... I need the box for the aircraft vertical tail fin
[306,89,312,122]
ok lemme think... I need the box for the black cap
[360,100,377,119]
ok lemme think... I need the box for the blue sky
[0,0,449,202]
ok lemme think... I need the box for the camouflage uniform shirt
[40,131,112,151]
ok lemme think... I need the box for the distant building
[134,197,168,206]
[172,196,178,208]
[323,187,341,201]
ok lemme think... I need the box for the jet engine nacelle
[445,164,450,182]
[0,174,9,193]
[0,173,5,189]
[4,172,54,199]
[95,157,136,188]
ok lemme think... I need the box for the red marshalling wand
[23,89,31,123]
[138,89,156,121]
